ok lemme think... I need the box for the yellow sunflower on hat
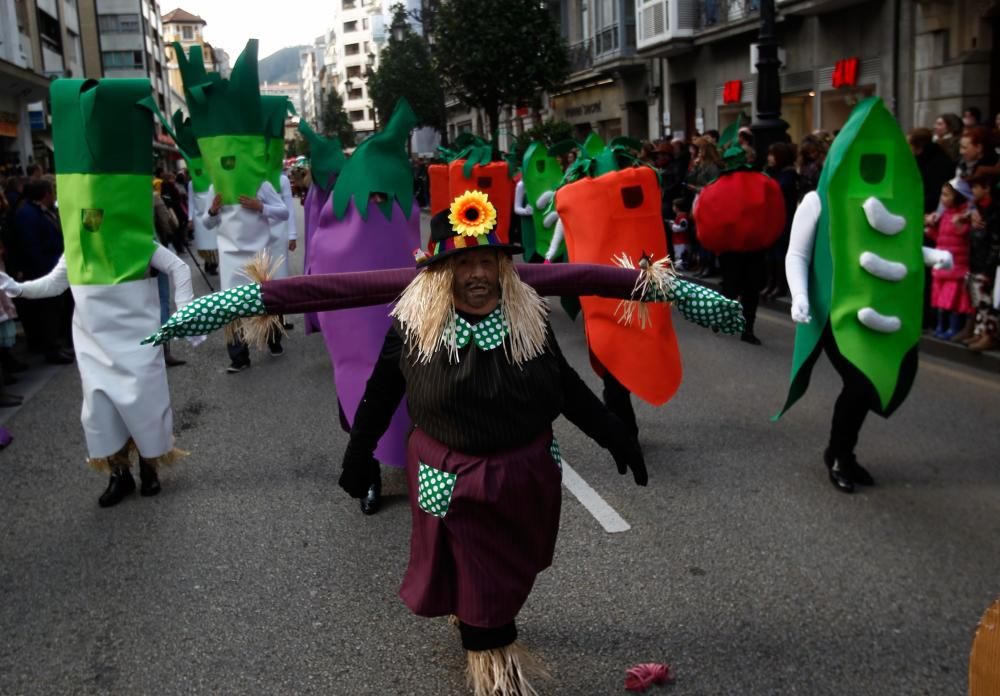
[448,190,497,237]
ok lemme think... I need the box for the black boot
[99,467,136,507]
[0,349,28,373]
[823,448,855,494]
[138,457,161,496]
[360,474,382,515]
[839,452,874,486]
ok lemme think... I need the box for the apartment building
[261,81,302,116]
[162,7,230,116]
[331,0,385,140]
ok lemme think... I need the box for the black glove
[338,445,380,499]
[607,417,648,486]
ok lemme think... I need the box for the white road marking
[561,457,631,533]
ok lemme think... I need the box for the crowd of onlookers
[635,105,1000,353]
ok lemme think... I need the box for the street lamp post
[750,0,788,162]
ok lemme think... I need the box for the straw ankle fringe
[392,257,548,366]
[466,643,548,696]
[232,250,286,350]
[197,249,218,264]
[612,252,676,329]
[87,440,188,473]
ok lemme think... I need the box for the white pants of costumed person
[0,245,197,463]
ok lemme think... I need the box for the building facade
[637,0,1000,142]
[162,7,229,117]
[261,81,302,116]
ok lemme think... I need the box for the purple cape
[306,196,420,468]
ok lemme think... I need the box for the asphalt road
[2,204,999,695]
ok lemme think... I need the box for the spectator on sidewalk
[925,179,974,340]
[910,128,956,214]
[965,173,1000,352]
[933,113,964,163]
[5,179,73,364]
[763,142,798,299]
[797,134,826,199]
[957,126,1000,181]
[963,106,983,130]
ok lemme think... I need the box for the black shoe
[269,343,285,357]
[164,353,187,367]
[45,351,75,365]
[206,264,219,276]
[226,361,250,373]
[840,452,875,486]
[3,371,18,386]
[823,448,855,494]
[138,459,161,497]
[741,332,762,345]
[282,322,294,331]
[0,393,23,407]
[360,480,382,515]
[98,469,136,507]
[2,356,29,373]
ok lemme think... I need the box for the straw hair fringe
[466,642,548,696]
[612,252,676,329]
[231,250,287,350]
[497,255,548,366]
[87,439,188,473]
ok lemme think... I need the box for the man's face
[452,248,500,315]
[960,136,981,163]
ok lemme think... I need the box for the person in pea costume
[177,39,289,371]
[0,78,195,508]
[780,97,953,493]
[307,99,421,515]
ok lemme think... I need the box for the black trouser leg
[226,337,250,366]
[824,330,877,458]
[738,251,766,333]
[602,371,637,438]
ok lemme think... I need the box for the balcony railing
[567,38,593,74]
[701,0,759,28]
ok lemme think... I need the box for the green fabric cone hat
[50,78,157,286]
[183,39,267,204]
[332,98,417,221]
[298,119,345,194]
[171,109,210,192]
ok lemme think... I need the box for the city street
[1,206,999,695]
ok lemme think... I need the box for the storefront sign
[832,57,860,88]
[0,111,17,138]
[723,80,743,104]
[565,101,603,119]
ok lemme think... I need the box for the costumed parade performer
[173,110,218,276]
[777,97,953,493]
[0,78,195,507]
[306,99,421,514]
[176,39,289,371]
[145,186,745,695]
[262,96,297,288]
[296,119,346,334]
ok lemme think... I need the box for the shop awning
[0,59,52,103]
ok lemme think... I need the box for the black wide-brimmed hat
[415,190,522,266]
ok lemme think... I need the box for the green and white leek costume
[262,96,297,280]
[179,40,288,292]
[173,110,217,265]
[0,78,193,469]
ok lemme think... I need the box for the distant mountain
[259,45,307,84]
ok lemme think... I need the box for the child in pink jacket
[925,178,973,339]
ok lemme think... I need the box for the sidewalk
[688,272,1000,375]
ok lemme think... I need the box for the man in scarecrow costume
[178,39,289,371]
[338,190,646,695]
[779,97,953,492]
[0,78,194,507]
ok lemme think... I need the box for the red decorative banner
[722,80,743,104]
[832,57,860,88]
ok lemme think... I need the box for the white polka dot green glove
[644,278,746,335]
[142,283,267,345]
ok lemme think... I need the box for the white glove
[993,267,1000,310]
[791,294,811,324]
[924,248,954,271]
[186,335,207,348]
[0,272,22,298]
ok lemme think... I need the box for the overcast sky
[176,0,334,64]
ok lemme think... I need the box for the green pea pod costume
[521,141,562,259]
[50,78,180,466]
[779,97,923,418]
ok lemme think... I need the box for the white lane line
[561,457,631,533]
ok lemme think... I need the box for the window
[182,25,193,39]
[99,14,141,33]
[362,18,368,30]
[345,43,360,56]
[102,50,143,69]
[36,7,62,51]
[344,20,357,33]
[349,110,365,122]
[346,65,362,78]
[348,87,363,100]
[342,0,356,8]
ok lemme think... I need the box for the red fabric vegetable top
[693,170,786,253]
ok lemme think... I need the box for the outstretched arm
[150,244,194,308]
[786,190,822,323]
[548,329,647,486]
[258,181,290,224]
[0,255,69,299]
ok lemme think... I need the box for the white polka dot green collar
[444,307,509,351]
